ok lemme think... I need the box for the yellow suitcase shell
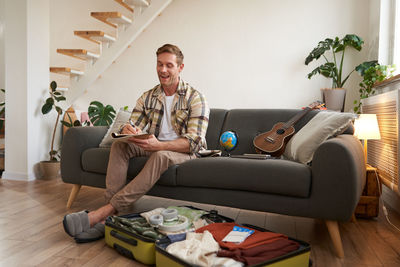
[104,214,158,265]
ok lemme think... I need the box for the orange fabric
[195,223,288,250]
[217,239,300,265]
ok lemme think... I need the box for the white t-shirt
[158,93,180,141]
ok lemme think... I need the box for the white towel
[166,230,243,267]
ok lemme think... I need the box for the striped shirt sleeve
[182,91,210,154]
[129,92,149,130]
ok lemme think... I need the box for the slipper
[63,210,90,237]
[74,223,105,243]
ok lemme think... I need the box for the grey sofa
[61,108,366,258]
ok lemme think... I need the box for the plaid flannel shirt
[129,79,210,154]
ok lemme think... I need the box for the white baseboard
[382,185,400,214]
[2,171,36,181]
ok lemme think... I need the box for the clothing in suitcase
[105,206,234,265]
[155,223,311,267]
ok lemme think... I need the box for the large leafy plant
[353,61,395,113]
[88,101,116,126]
[41,81,80,161]
[305,34,364,88]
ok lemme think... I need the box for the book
[111,132,152,141]
[230,154,271,160]
[197,149,222,157]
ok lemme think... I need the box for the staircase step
[91,12,132,28]
[50,67,84,76]
[114,0,149,12]
[57,49,100,61]
[125,0,150,6]
[74,31,116,44]
[57,86,69,91]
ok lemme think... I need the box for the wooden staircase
[50,0,172,105]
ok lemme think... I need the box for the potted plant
[305,34,364,111]
[353,61,395,113]
[40,81,80,179]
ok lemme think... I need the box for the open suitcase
[105,207,311,266]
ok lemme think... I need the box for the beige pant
[104,140,195,212]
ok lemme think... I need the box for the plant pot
[39,160,60,180]
[321,88,347,112]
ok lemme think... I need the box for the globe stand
[224,150,232,157]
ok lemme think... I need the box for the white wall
[50,0,370,113]
[3,0,50,180]
[0,0,5,93]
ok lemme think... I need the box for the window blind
[363,101,399,192]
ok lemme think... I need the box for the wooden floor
[1,178,400,267]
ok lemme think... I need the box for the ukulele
[253,101,324,156]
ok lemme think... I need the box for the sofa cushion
[176,157,311,198]
[99,107,132,148]
[206,109,228,149]
[283,111,356,164]
[81,148,177,186]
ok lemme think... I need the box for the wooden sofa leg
[325,220,344,258]
[67,184,81,209]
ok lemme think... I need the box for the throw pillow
[283,111,356,164]
[99,107,132,148]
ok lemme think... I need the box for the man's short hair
[156,44,184,66]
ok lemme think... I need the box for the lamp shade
[354,114,381,140]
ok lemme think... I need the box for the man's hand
[121,124,142,135]
[129,134,163,151]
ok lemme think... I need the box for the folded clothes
[196,223,288,250]
[109,216,164,240]
[167,233,187,243]
[166,230,243,267]
[217,238,300,265]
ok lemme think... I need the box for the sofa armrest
[61,126,108,184]
[310,134,366,221]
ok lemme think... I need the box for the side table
[354,165,380,218]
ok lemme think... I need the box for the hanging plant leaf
[45,98,54,105]
[60,120,72,127]
[54,96,66,102]
[41,103,53,114]
[55,106,63,115]
[50,81,57,91]
[73,120,82,127]
[355,60,378,76]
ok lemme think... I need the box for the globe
[220,131,238,152]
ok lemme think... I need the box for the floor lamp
[354,114,381,165]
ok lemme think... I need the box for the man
[63,44,210,242]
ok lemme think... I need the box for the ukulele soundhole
[276,129,285,135]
